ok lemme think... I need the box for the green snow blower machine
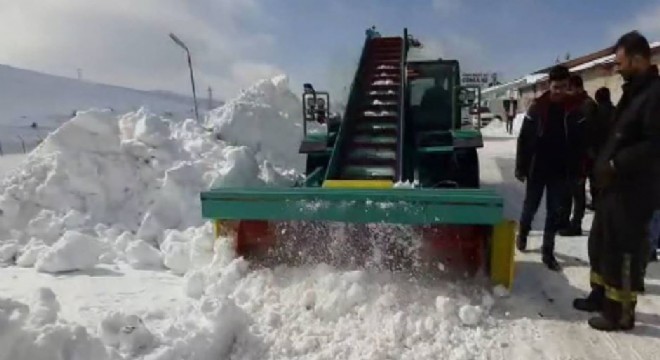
[200,28,516,289]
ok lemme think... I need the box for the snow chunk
[0,241,18,264]
[125,240,163,269]
[35,231,102,273]
[493,284,510,298]
[458,304,483,326]
[161,230,191,274]
[99,313,155,355]
[16,239,48,267]
[184,270,207,299]
[134,113,171,147]
[29,288,60,326]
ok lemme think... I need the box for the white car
[470,106,501,128]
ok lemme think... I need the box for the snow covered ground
[1,75,660,359]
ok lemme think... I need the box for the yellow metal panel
[322,180,394,189]
[213,220,238,253]
[490,220,517,290]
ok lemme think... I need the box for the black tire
[453,148,480,188]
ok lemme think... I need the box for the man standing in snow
[515,65,585,271]
[584,87,616,209]
[558,75,596,236]
[573,31,660,331]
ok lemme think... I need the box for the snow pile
[0,76,301,273]
[0,289,111,360]
[479,113,526,138]
[34,231,103,273]
[0,74,514,359]
[394,180,418,189]
[187,265,505,359]
[207,75,312,172]
[99,313,155,356]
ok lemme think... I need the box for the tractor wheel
[305,154,327,177]
[454,148,480,188]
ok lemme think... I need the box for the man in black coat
[515,65,586,271]
[559,75,596,236]
[573,31,660,331]
[585,87,616,209]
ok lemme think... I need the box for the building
[480,74,545,118]
[481,40,660,117]
[518,41,660,106]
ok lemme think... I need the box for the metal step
[355,122,397,133]
[353,135,397,146]
[368,89,398,96]
[363,109,398,117]
[370,79,399,87]
[368,99,398,106]
[341,165,395,180]
[347,148,396,162]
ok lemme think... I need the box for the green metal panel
[417,146,454,154]
[201,187,503,225]
[302,167,325,187]
[451,129,481,139]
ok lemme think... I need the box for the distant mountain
[0,64,223,130]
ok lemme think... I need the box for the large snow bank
[0,75,302,273]
[207,75,312,172]
[0,73,518,359]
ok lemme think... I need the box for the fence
[0,134,47,156]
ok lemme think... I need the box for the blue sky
[260,0,660,97]
[0,0,658,100]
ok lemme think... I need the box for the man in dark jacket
[586,87,616,209]
[559,75,596,236]
[573,31,660,332]
[515,65,586,271]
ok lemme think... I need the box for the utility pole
[208,86,213,110]
[77,68,82,81]
[169,33,200,122]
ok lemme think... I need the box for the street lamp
[169,32,200,122]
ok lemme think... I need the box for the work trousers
[519,175,568,254]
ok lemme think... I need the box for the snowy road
[479,135,660,360]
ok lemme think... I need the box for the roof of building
[533,46,615,74]
[482,40,660,94]
[517,41,660,90]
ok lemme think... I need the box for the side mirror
[302,91,330,124]
[457,87,477,107]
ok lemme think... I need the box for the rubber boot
[588,298,635,331]
[516,227,529,252]
[541,234,561,271]
[559,222,583,237]
[573,285,604,312]
[516,233,527,252]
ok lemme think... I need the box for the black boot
[559,223,582,237]
[516,233,528,252]
[542,252,561,271]
[573,286,604,312]
[542,237,561,271]
[588,298,635,332]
